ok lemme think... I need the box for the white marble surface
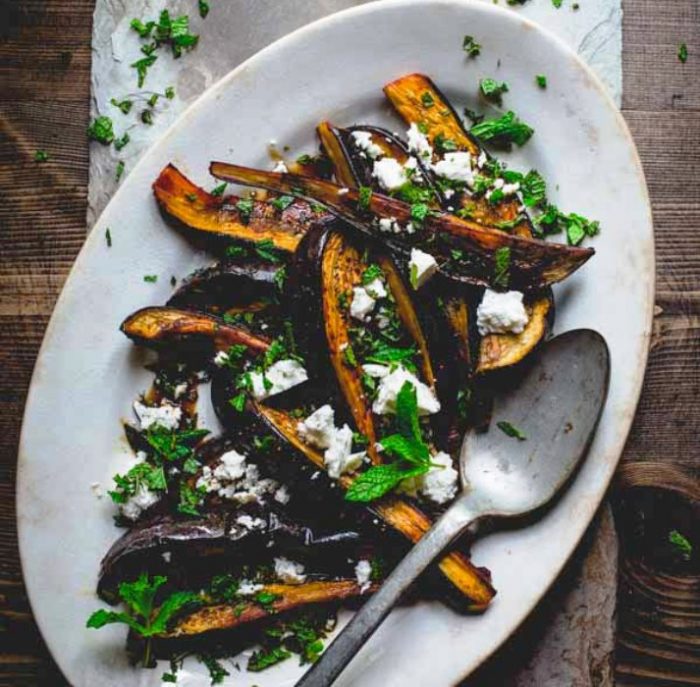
[88,0,622,225]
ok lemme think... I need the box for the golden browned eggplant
[255,403,496,611]
[153,164,333,252]
[159,580,377,639]
[121,306,270,354]
[383,73,554,372]
[209,162,593,292]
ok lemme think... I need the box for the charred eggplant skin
[167,258,279,315]
[209,162,594,292]
[153,163,335,252]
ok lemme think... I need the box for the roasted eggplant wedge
[121,306,270,355]
[255,403,496,611]
[153,164,333,252]
[209,162,594,291]
[158,580,377,639]
[383,73,554,372]
[317,120,472,447]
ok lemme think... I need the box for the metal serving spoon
[297,329,610,687]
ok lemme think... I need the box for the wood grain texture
[0,0,698,685]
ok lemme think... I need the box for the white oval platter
[17,1,653,685]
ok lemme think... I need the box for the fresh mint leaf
[497,420,526,440]
[345,463,426,502]
[198,0,210,19]
[678,43,688,63]
[536,74,547,89]
[115,160,125,181]
[130,19,155,38]
[421,91,435,108]
[361,264,383,285]
[110,97,133,114]
[358,186,373,210]
[462,35,481,57]
[493,246,511,289]
[235,198,254,223]
[271,195,295,212]
[479,78,509,104]
[210,182,227,197]
[34,150,49,162]
[521,169,547,207]
[114,132,130,151]
[248,646,292,672]
[131,55,157,88]
[470,111,534,147]
[669,530,692,560]
[87,116,115,145]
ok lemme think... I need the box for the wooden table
[1,2,698,685]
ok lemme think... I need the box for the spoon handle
[296,497,480,687]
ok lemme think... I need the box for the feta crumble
[90,482,104,499]
[406,123,433,160]
[363,277,387,299]
[248,359,308,401]
[351,130,383,159]
[354,559,372,593]
[120,483,160,521]
[173,382,188,400]
[349,285,377,321]
[213,350,230,367]
[196,449,279,504]
[238,580,263,596]
[409,248,438,290]
[476,289,529,335]
[274,485,290,504]
[274,557,307,584]
[372,157,407,191]
[399,451,459,505]
[378,217,402,234]
[297,405,363,478]
[273,160,288,173]
[133,400,182,431]
[236,514,266,531]
[432,152,474,186]
[364,365,441,416]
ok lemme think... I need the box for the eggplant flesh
[153,163,335,252]
[120,306,270,356]
[209,162,594,292]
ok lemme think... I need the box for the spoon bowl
[461,329,610,517]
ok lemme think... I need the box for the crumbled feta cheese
[366,365,441,416]
[409,248,438,289]
[476,289,529,335]
[403,156,423,181]
[501,181,520,196]
[378,217,401,234]
[162,551,172,563]
[432,152,474,186]
[355,560,372,593]
[443,188,455,199]
[324,425,364,478]
[399,451,459,505]
[248,359,308,401]
[274,485,290,504]
[477,151,488,169]
[274,557,307,584]
[297,405,336,449]
[133,400,182,431]
[349,286,376,321]
[120,483,160,521]
[173,382,188,400]
[238,580,263,596]
[90,482,104,499]
[338,187,349,195]
[297,406,363,478]
[273,160,288,173]
[406,123,433,160]
[351,130,383,159]
[197,449,279,504]
[373,157,407,191]
[236,514,266,530]
[363,277,387,300]
[213,350,229,367]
